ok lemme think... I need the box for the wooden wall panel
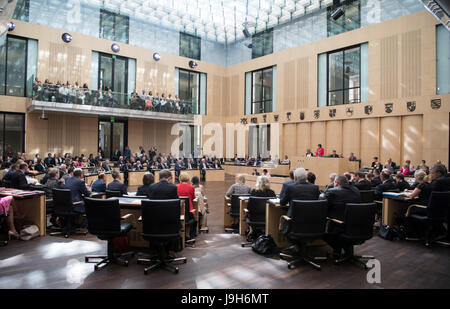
[296,57,309,110]
[360,118,379,167]
[283,123,297,159]
[326,121,343,155]
[211,75,222,115]
[401,30,422,98]
[222,76,230,118]
[380,35,399,100]
[79,117,98,155]
[283,61,296,111]
[230,75,239,118]
[297,122,311,157]
[45,43,89,85]
[402,115,423,166]
[47,116,64,153]
[380,116,401,165]
[342,119,361,159]
[138,62,172,95]
[65,116,80,155]
[310,122,326,152]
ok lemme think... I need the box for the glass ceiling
[83,0,334,44]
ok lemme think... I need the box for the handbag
[112,234,130,253]
[378,224,396,240]
[20,225,40,241]
[251,235,276,255]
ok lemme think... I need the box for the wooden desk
[127,170,148,186]
[382,194,415,226]
[154,170,175,183]
[224,165,290,177]
[84,172,124,186]
[205,169,225,181]
[183,169,200,180]
[239,198,249,236]
[114,197,186,249]
[31,173,46,182]
[266,199,290,248]
[291,157,359,187]
[223,196,233,228]
[245,175,289,195]
[0,190,46,236]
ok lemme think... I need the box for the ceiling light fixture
[111,43,120,53]
[331,7,345,20]
[189,60,198,69]
[153,52,161,61]
[7,22,15,31]
[61,33,72,43]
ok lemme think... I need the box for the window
[436,25,450,94]
[0,113,25,158]
[249,125,271,158]
[252,28,273,59]
[177,68,206,115]
[99,10,129,44]
[327,45,361,106]
[12,0,29,22]
[327,0,360,37]
[179,33,201,60]
[249,67,274,114]
[98,52,129,106]
[0,36,28,97]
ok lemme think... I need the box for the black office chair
[180,196,196,247]
[406,191,450,247]
[106,190,122,198]
[137,199,187,275]
[50,188,87,238]
[225,194,250,233]
[0,205,8,246]
[1,180,11,188]
[279,200,328,270]
[332,203,376,269]
[359,190,375,203]
[84,197,134,271]
[241,196,270,247]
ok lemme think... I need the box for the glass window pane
[190,72,199,114]
[100,12,115,41]
[263,68,273,101]
[4,114,24,154]
[99,121,111,159]
[112,123,124,159]
[115,15,129,44]
[263,100,272,113]
[344,47,360,89]
[6,37,27,97]
[253,71,263,102]
[179,70,190,101]
[13,0,29,22]
[179,33,201,60]
[0,45,5,95]
[329,90,344,106]
[345,88,360,104]
[99,56,113,91]
[0,115,4,157]
[329,51,344,91]
[327,0,360,37]
[113,57,127,106]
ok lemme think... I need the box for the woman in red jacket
[315,144,325,157]
[177,172,196,239]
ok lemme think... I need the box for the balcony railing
[31,83,196,115]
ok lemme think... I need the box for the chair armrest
[224,196,230,201]
[138,216,142,222]
[121,213,134,221]
[227,203,232,207]
[327,217,344,224]
[406,204,427,217]
[46,198,53,203]
[180,215,185,221]
[73,201,83,205]
[244,208,249,213]
[281,215,292,221]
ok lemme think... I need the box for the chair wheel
[288,264,294,269]
[174,268,179,274]
[64,235,69,238]
[94,265,98,271]
[183,259,187,264]
[125,261,129,266]
[241,244,245,247]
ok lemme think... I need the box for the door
[98,119,127,159]
[98,53,128,107]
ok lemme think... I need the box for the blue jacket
[91,179,106,192]
[64,176,91,203]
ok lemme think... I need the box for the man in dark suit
[199,158,209,181]
[352,172,372,191]
[212,159,221,169]
[147,170,178,199]
[11,163,31,190]
[44,153,55,167]
[106,170,128,196]
[374,170,398,200]
[186,158,194,170]
[371,169,382,187]
[35,159,46,173]
[430,164,450,192]
[91,173,106,192]
[102,159,112,172]
[279,170,295,199]
[174,159,185,179]
[281,168,320,234]
[321,175,361,257]
[64,169,91,213]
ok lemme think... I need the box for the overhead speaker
[7,22,15,31]
[61,33,72,43]
[331,7,345,20]
[111,43,120,53]
[189,60,198,69]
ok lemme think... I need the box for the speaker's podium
[293,157,359,187]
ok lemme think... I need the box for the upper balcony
[27,83,195,122]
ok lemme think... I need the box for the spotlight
[189,60,198,69]
[111,43,120,53]
[153,52,161,61]
[7,22,15,31]
[61,33,72,43]
[243,28,250,38]
[331,7,345,20]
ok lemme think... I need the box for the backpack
[251,235,276,255]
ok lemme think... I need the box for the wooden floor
[1,175,449,289]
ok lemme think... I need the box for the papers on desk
[269,198,280,204]
[124,192,137,196]
[382,192,405,197]
[239,196,249,200]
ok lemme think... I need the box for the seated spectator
[416,160,429,174]
[225,174,251,198]
[400,163,410,176]
[280,168,320,207]
[348,153,358,161]
[329,150,340,158]
[64,169,91,214]
[2,163,18,183]
[251,168,260,176]
[371,169,382,187]
[307,172,316,184]
[11,163,31,190]
[262,169,271,177]
[395,173,411,191]
[177,172,196,239]
[147,169,178,199]
[374,170,398,200]
[106,170,127,196]
[136,173,155,196]
[322,175,361,257]
[429,164,450,192]
[0,196,19,239]
[305,149,314,157]
[325,173,337,191]
[91,173,106,192]
[279,170,295,199]
[43,168,65,200]
[281,155,290,165]
[352,172,372,191]
[250,176,276,198]
[403,170,431,207]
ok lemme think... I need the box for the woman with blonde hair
[225,174,251,198]
[403,170,431,207]
[250,176,276,197]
